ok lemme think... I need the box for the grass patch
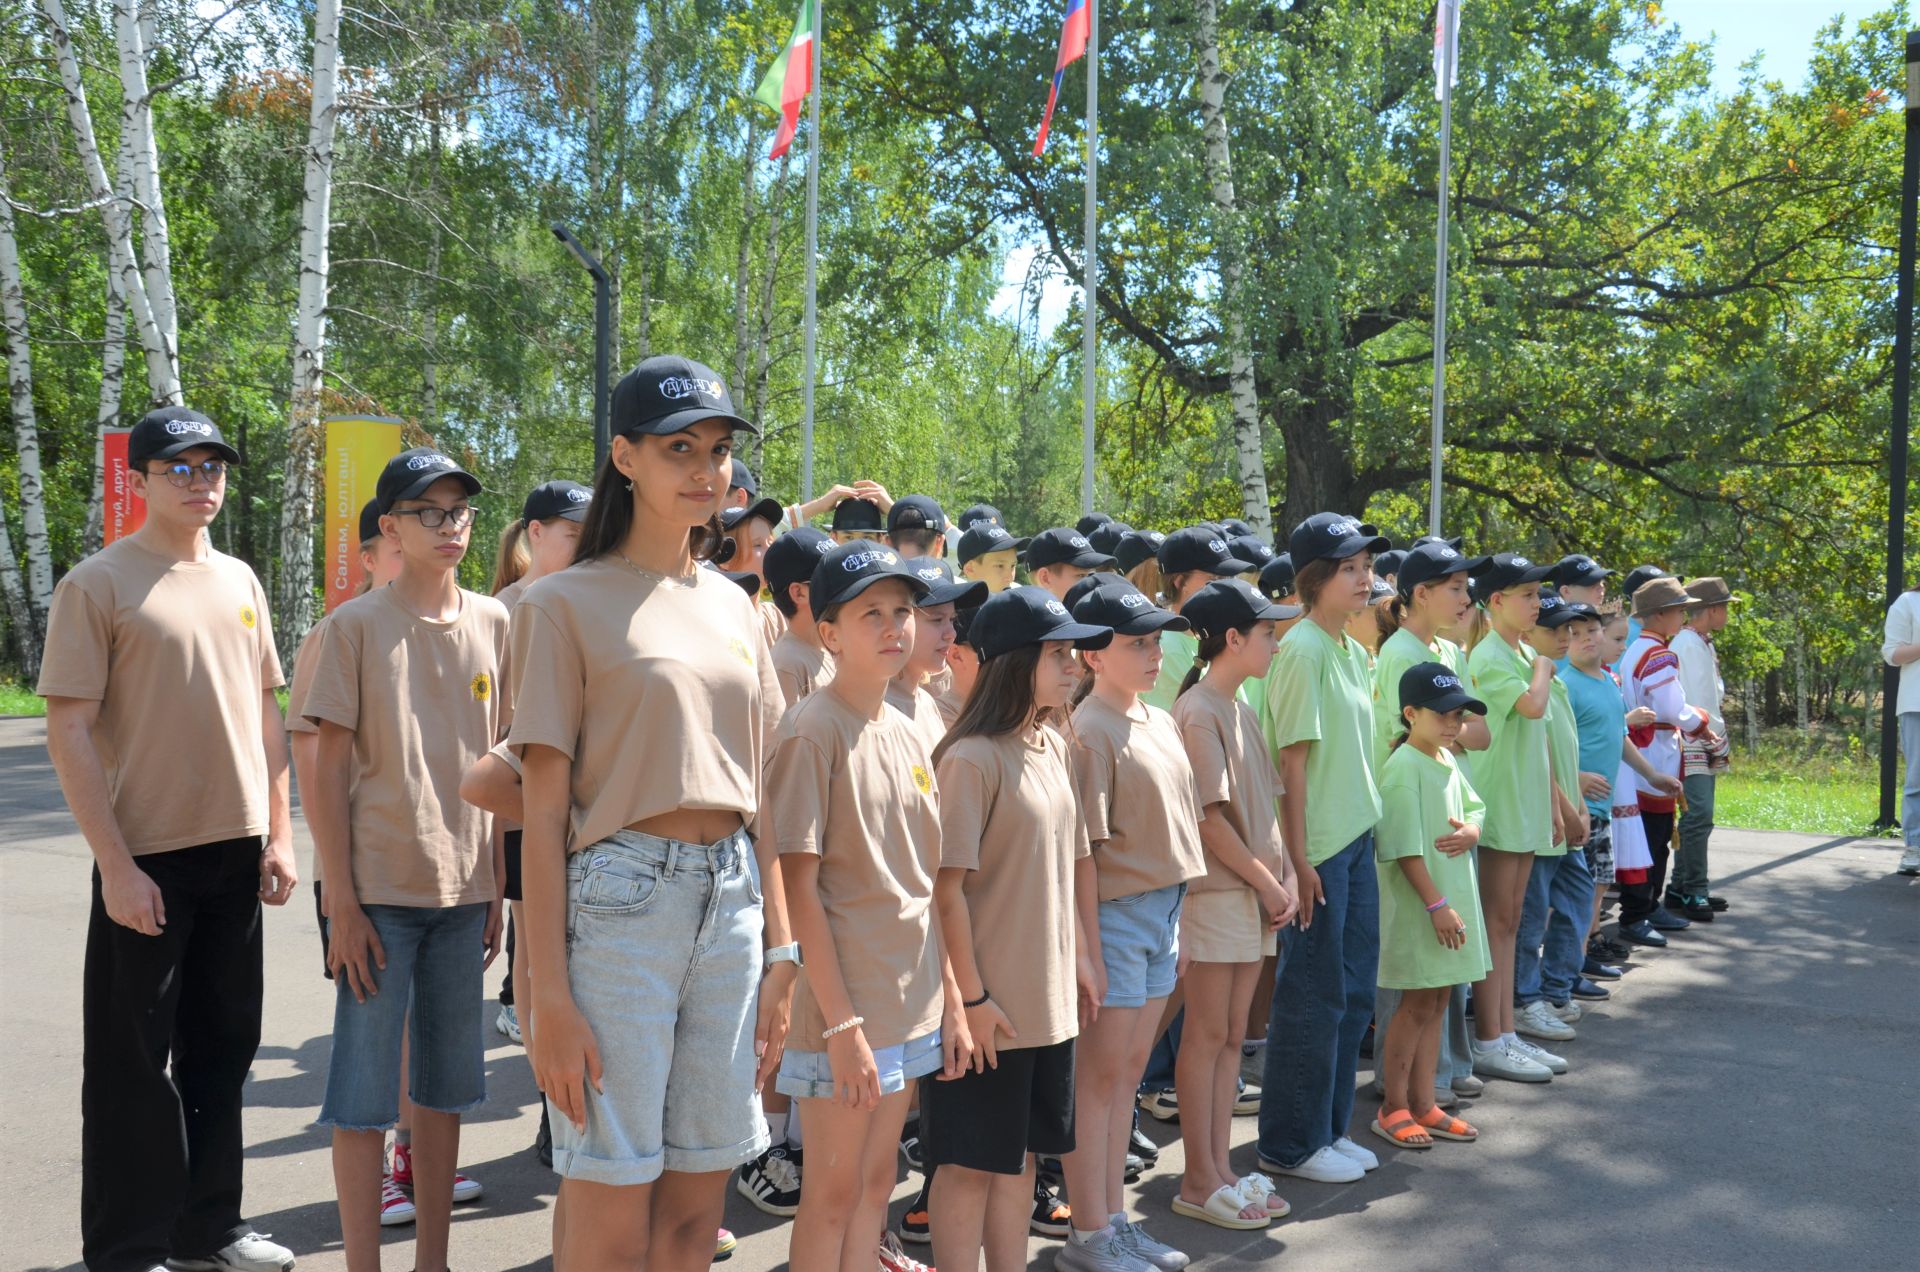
[0,679,45,717]
[1714,729,1884,837]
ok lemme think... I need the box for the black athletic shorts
[920,1037,1075,1174]
[503,829,523,903]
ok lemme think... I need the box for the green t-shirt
[1146,628,1258,715]
[1374,745,1493,990]
[1543,676,1580,856]
[1263,618,1382,865]
[1465,633,1553,855]
[1372,626,1462,767]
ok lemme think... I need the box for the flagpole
[800,0,822,501]
[1426,10,1456,538]
[1080,1,1098,518]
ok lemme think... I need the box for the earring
[625,480,633,492]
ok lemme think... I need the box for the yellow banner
[324,416,403,613]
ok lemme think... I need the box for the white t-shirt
[1885,591,1920,716]
[1670,628,1724,736]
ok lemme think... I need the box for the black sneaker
[1678,896,1715,922]
[1123,1151,1145,1182]
[899,1118,923,1172]
[900,1174,932,1244]
[735,1143,801,1216]
[1034,1154,1064,1188]
[1707,894,1729,911]
[1591,935,1631,961]
[1030,1175,1071,1238]
[1618,919,1668,948]
[1129,1120,1160,1168]
[1646,907,1692,932]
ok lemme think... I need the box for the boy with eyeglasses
[302,448,511,1272]
[39,407,298,1272]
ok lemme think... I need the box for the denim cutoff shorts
[776,1027,944,1100]
[1098,882,1186,1007]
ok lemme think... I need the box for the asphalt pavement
[2,715,1913,1271]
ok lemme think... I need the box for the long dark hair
[934,644,1048,767]
[574,444,724,565]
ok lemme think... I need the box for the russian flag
[1032,0,1090,156]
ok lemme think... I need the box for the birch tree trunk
[750,147,793,432]
[86,135,139,557]
[0,488,38,681]
[1192,0,1273,537]
[0,145,53,664]
[38,0,179,406]
[276,0,342,662]
[112,0,177,361]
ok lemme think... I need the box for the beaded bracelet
[1425,896,1449,913]
[822,1015,865,1040]
[963,992,990,1008]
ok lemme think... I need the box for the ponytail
[1069,658,1098,708]
[1377,592,1408,641]
[491,518,531,594]
[574,446,725,566]
[1176,630,1231,699]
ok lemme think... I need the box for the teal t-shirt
[1263,618,1382,865]
[1559,660,1625,820]
[1465,633,1553,855]
[1543,676,1580,856]
[1374,744,1493,990]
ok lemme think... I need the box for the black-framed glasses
[150,460,228,488]
[390,505,476,530]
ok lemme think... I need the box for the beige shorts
[1180,888,1275,964]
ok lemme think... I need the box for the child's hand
[753,964,798,1087]
[1292,863,1324,929]
[1579,771,1611,801]
[482,898,504,970]
[530,993,603,1133]
[940,1001,975,1080]
[1434,817,1479,857]
[1650,771,1683,796]
[1258,879,1297,928]
[1076,953,1105,1028]
[1626,706,1656,728]
[963,997,1017,1072]
[1552,804,1567,847]
[1568,807,1590,847]
[1431,905,1466,951]
[827,1026,882,1110]
[326,902,387,1004]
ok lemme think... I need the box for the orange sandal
[1371,1108,1432,1149]
[1415,1106,1479,1141]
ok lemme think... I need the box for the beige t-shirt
[934,684,965,728]
[1174,682,1287,894]
[493,575,531,612]
[302,586,511,906]
[885,679,951,758]
[37,539,283,856]
[937,727,1089,1050]
[772,628,835,708]
[507,558,783,853]
[767,689,944,1049]
[757,598,787,653]
[284,617,329,737]
[1071,694,1209,901]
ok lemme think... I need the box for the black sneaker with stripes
[735,1142,802,1216]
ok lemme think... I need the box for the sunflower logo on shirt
[239,604,257,630]
[471,672,492,702]
[729,637,754,666]
[911,764,932,795]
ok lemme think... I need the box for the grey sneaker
[1054,1228,1153,1271]
[1471,1043,1551,1083]
[1114,1218,1190,1270]
[1547,999,1583,1024]
[1509,1037,1569,1074]
[1517,1000,1576,1041]
[166,1232,295,1272]
[1899,847,1920,876]
[1451,1073,1486,1096]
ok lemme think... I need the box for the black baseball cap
[953,599,982,649]
[810,542,931,619]
[1228,535,1276,570]
[128,406,240,468]
[957,521,1024,565]
[956,503,1003,531]
[830,498,884,532]
[1288,512,1391,571]
[1556,554,1612,587]
[1158,526,1255,577]
[1414,534,1465,551]
[611,355,755,438]
[729,461,758,496]
[721,496,784,532]
[1072,582,1191,636]
[1258,553,1296,600]
[1077,511,1116,535]
[1064,570,1130,612]
[1026,527,1116,571]
[1622,564,1669,600]
[1470,552,1556,603]
[1537,595,1600,629]
[1374,548,1408,578]
[888,494,948,536]
[902,556,989,609]
[1395,541,1488,597]
[1087,521,1132,556]
[1218,517,1256,538]
[763,527,834,601]
[376,447,482,514]
[967,586,1113,660]
[1181,579,1301,638]
[357,498,382,544]
[1399,661,1487,715]
[522,479,593,524]
[1114,530,1166,575]
[1367,577,1395,606]
[707,563,762,596]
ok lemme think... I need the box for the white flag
[1434,0,1462,100]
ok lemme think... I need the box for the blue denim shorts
[549,828,769,1186]
[317,902,488,1130]
[1097,883,1185,1008]
[775,1027,944,1100]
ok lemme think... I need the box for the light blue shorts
[548,828,769,1186]
[775,1027,944,1100]
[1098,882,1186,1008]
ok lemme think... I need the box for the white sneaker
[1114,1218,1190,1270]
[1471,1042,1551,1083]
[1262,1144,1364,1184]
[1517,1000,1576,1042]
[496,1002,522,1045]
[1548,999,1584,1024]
[1329,1136,1379,1172]
[1509,1037,1569,1074]
[1054,1228,1154,1271]
[1899,847,1920,876]
[164,1232,295,1271]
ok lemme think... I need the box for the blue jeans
[1257,832,1379,1168]
[1515,850,1594,1006]
[1902,712,1920,850]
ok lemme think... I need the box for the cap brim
[554,505,590,522]
[1537,611,1583,628]
[1330,533,1395,560]
[716,568,762,596]
[1112,610,1191,635]
[1065,550,1118,570]
[1206,556,1259,576]
[143,437,241,466]
[1516,564,1557,586]
[388,468,483,508]
[623,405,759,437]
[1053,621,1114,650]
[722,498,784,531]
[921,580,988,609]
[1259,600,1305,621]
[1426,689,1488,715]
[831,570,933,610]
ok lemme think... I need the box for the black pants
[1619,811,1675,926]
[83,837,264,1271]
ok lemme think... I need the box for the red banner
[102,428,145,544]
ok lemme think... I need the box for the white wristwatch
[765,942,804,970]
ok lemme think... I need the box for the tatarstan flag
[755,0,815,160]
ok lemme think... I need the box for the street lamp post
[551,222,612,468]
[1879,30,1918,830]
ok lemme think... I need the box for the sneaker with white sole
[1329,1136,1378,1172]
[1137,1088,1180,1122]
[1900,847,1920,876]
[1547,999,1583,1024]
[378,1173,416,1226]
[1472,1042,1551,1083]
[1114,1218,1190,1270]
[1517,1000,1576,1041]
[496,1003,522,1045]
[877,1230,933,1272]
[736,1143,802,1216]
[164,1232,294,1272]
[390,1141,482,1204]
[1054,1228,1152,1271]
[1261,1144,1364,1184]
[1232,1080,1262,1116]
[1509,1037,1568,1074]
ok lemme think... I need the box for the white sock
[1471,1036,1503,1053]
[786,1106,804,1147]
[1069,1225,1109,1246]
[1502,1031,1520,1047]
[765,1110,788,1145]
